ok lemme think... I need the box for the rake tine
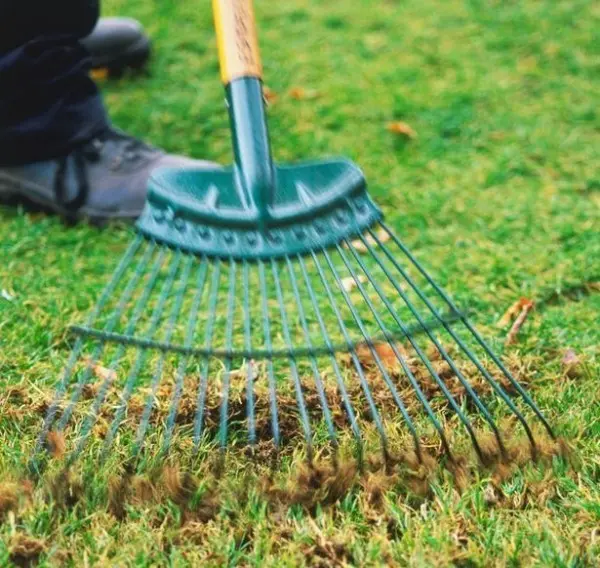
[30,236,145,470]
[161,257,210,457]
[375,224,554,444]
[282,255,338,453]
[131,252,195,463]
[218,259,237,454]
[242,261,256,447]
[343,238,507,460]
[55,242,161,434]
[335,241,486,463]
[296,254,363,462]
[334,243,453,461]
[309,250,390,460]
[270,258,314,461]
[67,247,180,464]
[192,260,222,453]
[321,247,425,462]
[258,260,281,450]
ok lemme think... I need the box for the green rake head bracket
[136,15,382,259]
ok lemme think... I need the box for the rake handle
[213,0,275,223]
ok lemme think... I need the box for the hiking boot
[81,17,151,75]
[0,128,217,222]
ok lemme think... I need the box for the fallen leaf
[341,275,367,292]
[288,87,319,100]
[263,86,278,103]
[497,298,532,328]
[349,228,390,253]
[46,431,66,459]
[356,341,403,372]
[387,121,417,139]
[505,300,535,345]
[83,358,117,382]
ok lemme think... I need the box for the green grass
[1,0,599,565]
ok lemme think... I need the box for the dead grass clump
[0,481,30,519]
[263,460,357,512]
[107,473,133,520]
[9,533,46,568]
[162,465,198,507]
[47,469,84,510]
[45,430,66,459]
[361,469,398,507]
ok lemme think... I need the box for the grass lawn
[1,0,599,565]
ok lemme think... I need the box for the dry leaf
[46,431,66,459]
[349,228,390,253]
[1,289,15,302]
[505,300,535,345]
[497,298,531,328]
[83,358,117,382]
[356,342,402,372]
[288,87,319,100]
[341,275,367,292]
[387,121,417,139]
[263,86,278,103]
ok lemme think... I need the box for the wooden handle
[213,0,263,84]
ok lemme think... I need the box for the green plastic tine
[131,252,195,462]
[218,260,237,451]
[193,260,222,452]
[68,248,180,464]
[296,254,363,460]
[162,257,210,456]
[56,242,161,433]
[375,224,553,443]
[270,258,313,459]
[242,261,256,446]
[308,250,390,457]
[258,260,281,448]
[342,239,506,459]
[321,247,425,460]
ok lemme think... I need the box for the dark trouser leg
[0,1,109,166]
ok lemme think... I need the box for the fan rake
[32,0,555,477]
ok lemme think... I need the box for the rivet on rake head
[153,208,165,223]
[247,232,258,246]
[268,231,282,244]
[223,231,234,244]
[197,226,210,240]
[164,207,175,222]
[173,217,185,231]
[335,210,347,224]
[294,228,306,240]
[314,221,326,234]
[355,199,367,213]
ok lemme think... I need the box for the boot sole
[0,172,140,225]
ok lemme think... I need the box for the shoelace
[53,129,152,212]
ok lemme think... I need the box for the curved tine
[161,257,210,457]
[309,250,390,459]
[270,258,313,460]
[296,254,363,461]
[131,252,195,462]
[336,241,485,463]
[56,243,162,433]
[193,260,222,453]
[282,256,338,450]
[258,260,281,449]
[218,259,237,453]
[335,244,453,461]
[374,226,552,445]
[68,248,181,464]
[321,246,425,462]
[344,239,508,459]
[243,261,256,447]
[33,236,145,457]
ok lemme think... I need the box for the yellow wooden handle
[213,0,263,84]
